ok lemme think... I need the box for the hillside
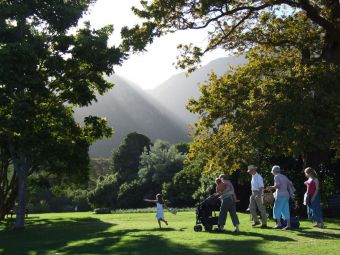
[147,56,247,123]
[73,75,190,157]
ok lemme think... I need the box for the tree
[0,1,125,228]
[0,145,17,220]
[112,132,151,185]
[138,140,186,193]
[116,179,147,209]
[88,175,119,209]
[175,142,190,155]
[162,159,202,207]
[121,0,340,70]
[186,47,340,174]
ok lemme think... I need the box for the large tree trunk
[0,177,18,220]
[323,31,340,65]
[11,152,30,229]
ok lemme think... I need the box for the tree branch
[298,0,339,34]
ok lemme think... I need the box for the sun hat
[247,165,258,172]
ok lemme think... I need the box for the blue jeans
[307,193,323,223]
[273,196,290,220]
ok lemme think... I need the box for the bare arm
[268,176,280,190]
[144,199,157,203]
[312,179,320,201]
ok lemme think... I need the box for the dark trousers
[218,196,240,227]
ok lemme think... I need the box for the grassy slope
[0,212,339,255]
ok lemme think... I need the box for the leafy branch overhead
[121,0,340,71]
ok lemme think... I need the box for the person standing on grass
[247,165,267,228]
[215,174,240,234]
[304,167,324,228]
[144,193,168,228]
[267,165,292,230]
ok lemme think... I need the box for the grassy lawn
[0,211,339,255]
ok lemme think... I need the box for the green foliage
[162,159,202,207]
[192,174,216,202]
[0,0,126,227]
[122,0,340,69]
[117,179,146,209]
[112,132,151,185]
[138,140,186,192]
[187,47,340,174]
[175,142,190,155]
[89,158,112,185]
[70,189,91,212]
[88,175,119,209]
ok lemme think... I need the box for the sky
[83,0,226,90]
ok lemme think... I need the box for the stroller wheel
[194,225,202,232]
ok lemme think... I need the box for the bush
[29,200,51,213]
[162,161,202,207]
[192,174,216,203]
[88,175,119,208]
[94,208,111,214]
[71,189,91,211]
[117,180,147,209]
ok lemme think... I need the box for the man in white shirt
[248,165,267,228]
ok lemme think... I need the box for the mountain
[147,56,247,124]
[73,75,190,157]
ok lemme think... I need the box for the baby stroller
[194,195,221,232]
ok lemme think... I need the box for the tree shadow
[0,217,116,255]
[148,227,178,232]
[207,229,296,242]
[294,229,340,240]
[64,233,271,255]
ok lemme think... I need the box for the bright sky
[83,0,226,90]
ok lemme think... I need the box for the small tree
[112,132,151,185]
[138,140,186,194]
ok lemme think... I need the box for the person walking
[304,167,324,228]
[268,165,292,230]
[247,165,267,228]
[216,174,240,234]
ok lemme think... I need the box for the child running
[144,193,168,228]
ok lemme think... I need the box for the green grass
[0,211,339,255]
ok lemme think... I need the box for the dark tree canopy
[112,132,151,185]
[121,0,340,71]
[0,1,125,227]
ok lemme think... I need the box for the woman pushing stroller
[214,174,240,233]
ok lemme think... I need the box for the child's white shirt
[156,202,164,220]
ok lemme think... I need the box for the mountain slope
[148,56,247,124]
[74,75,190,157]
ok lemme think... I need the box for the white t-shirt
[251,172,264,191]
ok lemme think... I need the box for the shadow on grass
[63,232,272,255]
[0,217,116,255]
[295,229,340,239]
[235,231,296,242]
